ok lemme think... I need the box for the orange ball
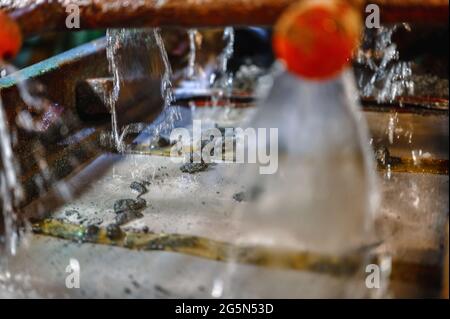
[0,10,22,61]
[273,0,362,81]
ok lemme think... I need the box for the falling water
[106,30,122,151]
[0,60,77,255]
[0,64,23,255]
[211,27,235,108]
[187,29,199,80]
[106,28,179,152]
[150,29,183,144]
[0,91,21,256]
[153,29,174,110]
[218,27,235,76]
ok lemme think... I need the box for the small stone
[64,210,81,220]
[83,225,100,241]
[115,211,144,226]
[131,280,140,289]
[130,181,148,197]
[106,224,123,240]
[375,146,391,167]
[154,285,170,296]
[65,210,79,216]
[114,198,146,214]
[179,162,209,174]
[233,192,247,202]
[374,145,401,167]
[233,186,263,202]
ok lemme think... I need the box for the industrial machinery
[0,0,448,298]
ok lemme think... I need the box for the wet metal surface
[3,151,448,298]
[1,105,444,298]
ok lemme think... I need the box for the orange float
[273,0,362,81]
[0,10,22,61]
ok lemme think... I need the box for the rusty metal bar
[0,39,109,206]
[0,38,166,207]
[2,0,448,38]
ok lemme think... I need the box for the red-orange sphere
[273,0,362,81]
[0,10,22,61]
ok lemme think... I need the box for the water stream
[0,77,21,256]
[211,27,235,108]
[106,28,180,152]
[187,29,199,80]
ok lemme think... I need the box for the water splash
[356,24,414,103]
